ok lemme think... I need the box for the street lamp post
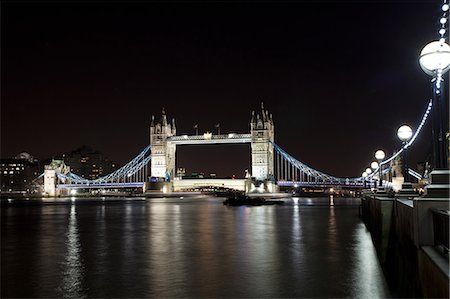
[371,161,379,188]
[366,167,373,189]
[419,41,450,170]
[375,150,385,188]
[397,125,413,183]
[362,171,368,189]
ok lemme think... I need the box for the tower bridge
[149,103,274,183]
[41,103,418,196]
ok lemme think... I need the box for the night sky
[2,1,448,178]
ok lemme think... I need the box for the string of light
[363,1,449,181]
[439,1,449,43]
[436,0,448,90]
[365,98,433,179]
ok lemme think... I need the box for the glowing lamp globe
[371,161,379,170]
[419,41,450,76]
[375,150,385,161]
[365,168,372,174]
[362,172,368,178]
[397,125,413,142]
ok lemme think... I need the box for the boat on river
[223,192,285,206]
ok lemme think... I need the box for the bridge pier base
[245,180,278,194]
[143,181,173,194]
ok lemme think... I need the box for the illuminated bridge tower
[43,160,71,196]
[250,103,274,181]
[150,108,176,181]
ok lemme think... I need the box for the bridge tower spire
[150,109,176,181]
[250,102,274,181]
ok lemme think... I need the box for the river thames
[1,196,391,298]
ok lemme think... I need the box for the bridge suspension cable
[272,142,361,185]
[272,97,432,184]
[55,145,151,185]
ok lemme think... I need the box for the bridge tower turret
[43,160,70,196]
[250,103,274,181]
[150,108,176,181]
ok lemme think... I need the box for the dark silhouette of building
[59,145,118,180]
[0,152,40,192]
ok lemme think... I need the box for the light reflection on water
[1,197,390,298]
[351,223,390,298]
[59,204,85,298]
[291,201,303,269]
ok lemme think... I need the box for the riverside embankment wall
[361,195,449,298]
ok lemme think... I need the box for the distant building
[59,145,118,180]
[185,172,204,179]
[0,152,40,192]
[176,167,186,178]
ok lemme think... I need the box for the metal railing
[431,208,449,255]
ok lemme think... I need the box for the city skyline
[2,1,446,177]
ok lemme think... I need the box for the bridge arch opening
[176,144,251,179]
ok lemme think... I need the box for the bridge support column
[250,103,274,183]
[150,108,176,182]
[44,169,57,196]
[43,160,71,196]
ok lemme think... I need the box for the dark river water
[1,196,391,298]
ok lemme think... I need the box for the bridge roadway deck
[57,182,144,189]
[277,181,364,188]
[57,179,248,191]
[57,180,362,190]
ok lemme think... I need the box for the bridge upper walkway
[168,133,251,145]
